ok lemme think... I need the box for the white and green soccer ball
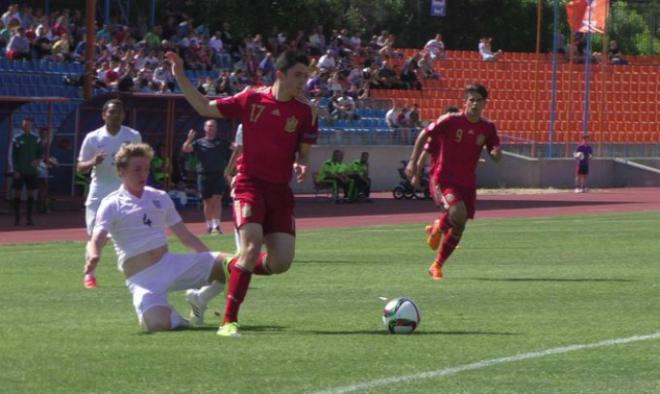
[382,297,421,334]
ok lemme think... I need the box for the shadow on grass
[183,324,288,333]
[465,277,634,283]
[295,259,383,265]
[292,329,518,336]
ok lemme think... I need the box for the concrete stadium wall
[292,146,660,193]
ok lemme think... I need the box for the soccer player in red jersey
[406,84,502,280]
[165,50,318,337]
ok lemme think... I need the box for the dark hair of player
[464,84,489,101]
[275,50,310,73]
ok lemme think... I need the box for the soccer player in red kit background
[166,50,318,337]
[406,84,501,280]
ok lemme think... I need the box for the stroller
[392,161,431,200]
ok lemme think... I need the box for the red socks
[222,252,271,324]
[223,265,252,324]
[437,228,461,265]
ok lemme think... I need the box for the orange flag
[566,0,587,32]
[579,0,609,34]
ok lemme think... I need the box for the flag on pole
[579,0,609,34]
[567,0,609,34]
[566,0,587,32]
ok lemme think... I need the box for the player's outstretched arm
[406,130,428,179]
[164,51,223,119]
[84,229,108,275]
[412,151,429,188]
[224,145,242,183]
[170,221,210,253]
[294,143,312,183]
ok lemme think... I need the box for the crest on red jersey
[476,134,486,146]
[285,116,298,133]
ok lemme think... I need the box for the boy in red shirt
[406,84,502,280]
[167,50,317,337]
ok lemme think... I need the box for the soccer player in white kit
[84,143,229,332]
[77,99,142,288]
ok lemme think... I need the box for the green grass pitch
[1,212,658,393]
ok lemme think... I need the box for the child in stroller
[393,160,430,199]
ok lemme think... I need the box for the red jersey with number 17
[424,113,500,189]
[214,87,318,184]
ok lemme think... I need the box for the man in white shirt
[77,99,142,288]
[317,49,336,71]
[424,34,446,61]
[385,103,401,128]
[85,142,228,332]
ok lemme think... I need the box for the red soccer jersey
[214,87,318,183]
[424,113,500,188]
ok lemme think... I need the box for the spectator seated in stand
[417,51,441,80]
[478,37,502,62]
[385,102,401,129]
[423,33,446,61]
[594,40,628,65]
[400,52,422,90]
[331,93,358,121]
[608,40,628,65]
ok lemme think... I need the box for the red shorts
[232,174,296,236]
[429,179,476,219]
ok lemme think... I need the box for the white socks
[196,281,223,305]
[206,220,213,229]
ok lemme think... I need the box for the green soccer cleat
[217,322,241,337]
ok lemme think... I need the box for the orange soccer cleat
[428,261,444,281]
[425,219,442,251]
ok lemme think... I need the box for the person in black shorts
[9,118,44,226]
[182,119,231,233]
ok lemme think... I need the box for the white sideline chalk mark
[311,332,660,394]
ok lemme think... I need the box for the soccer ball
[574,151,585,160]
[382,297,421,334]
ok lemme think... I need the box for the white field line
[311,332,660,394]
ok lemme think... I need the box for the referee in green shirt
[10,118,44,225]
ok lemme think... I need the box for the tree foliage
[71,0,658,54]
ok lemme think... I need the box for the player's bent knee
[140,307,173,332]
[266,250,295,274]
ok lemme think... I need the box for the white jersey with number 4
[94,185,181,272]
[78,125,142,207]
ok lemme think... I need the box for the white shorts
[125,251,219,324]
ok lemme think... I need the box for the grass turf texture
[0,212,658,393]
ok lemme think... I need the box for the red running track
[2,188,660,245]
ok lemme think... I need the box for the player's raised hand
[186,129,196,141]
[164,51,184,76]
[293,163,307,183]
